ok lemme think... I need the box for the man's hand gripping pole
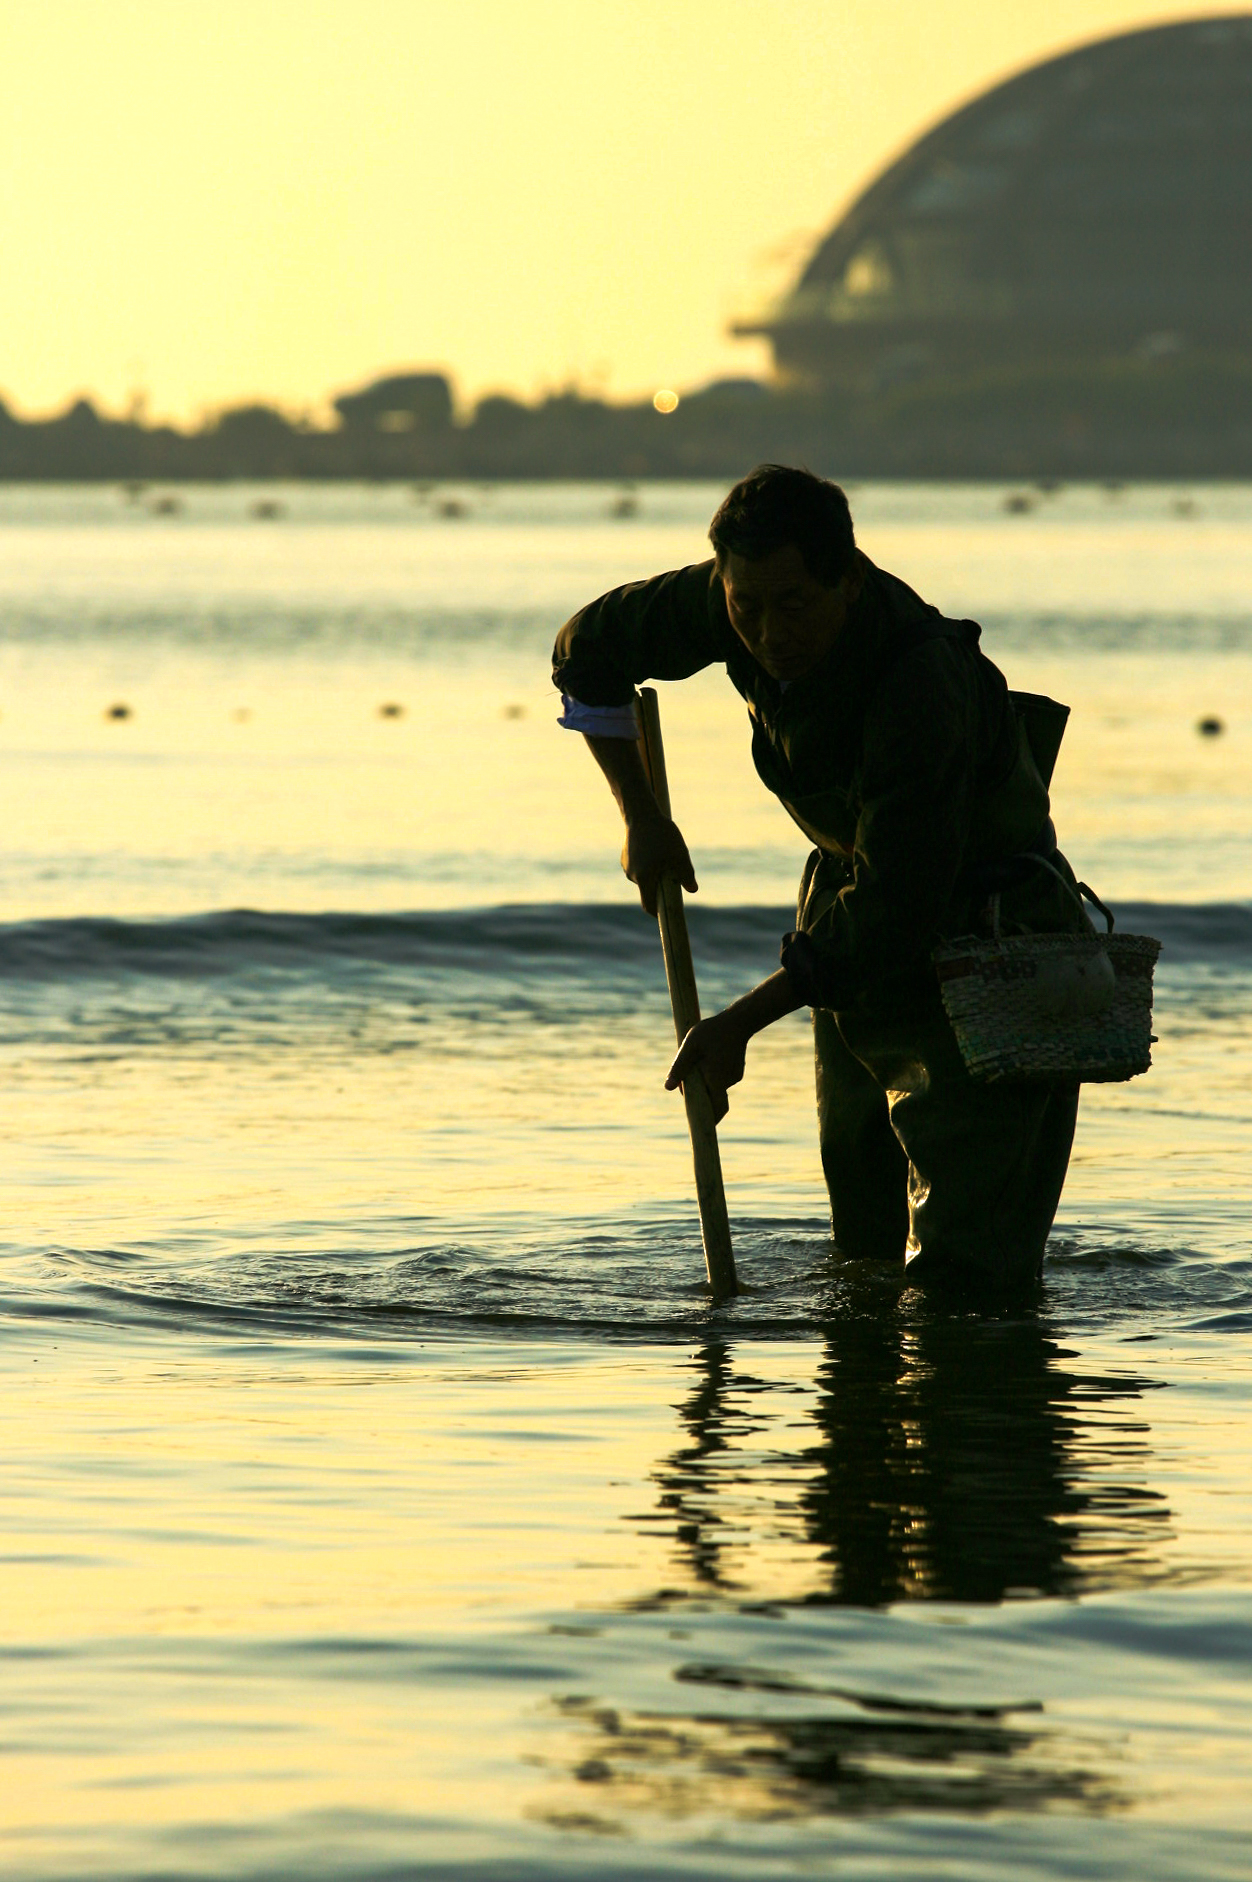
[635,687,738,1300]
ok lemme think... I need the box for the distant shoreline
[5,355,1252,482]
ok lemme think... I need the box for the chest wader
[796,698,1082,1294]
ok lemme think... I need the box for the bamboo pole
[635,687,738,1299]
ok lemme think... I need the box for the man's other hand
[664,1009,750,1124]
[622,814,697,917]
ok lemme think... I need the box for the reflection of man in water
[553,466,1087,1291]
[649,1299,1164,1607]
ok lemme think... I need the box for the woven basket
[933,929,1161,1084]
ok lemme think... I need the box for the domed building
[743,16,1252,391]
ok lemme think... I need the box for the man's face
[719,543,861,682]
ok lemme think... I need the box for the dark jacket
[553,555,1065,1009]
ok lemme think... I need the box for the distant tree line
[4,358,1252,480]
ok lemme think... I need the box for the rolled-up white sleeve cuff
[557,694,639,737]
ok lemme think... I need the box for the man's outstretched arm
[584,733,697,918]
[664,970,805,1123]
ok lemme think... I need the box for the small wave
[0,903,791,983]
[5,1217,1249,1347]
[0,899,1247,983]
[2,1219,847,1344]
[1115,901,1252,961]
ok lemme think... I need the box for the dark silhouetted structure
[741,16,1252,392]
[333,373,454,434]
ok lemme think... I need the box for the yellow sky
[2,0,1246,421]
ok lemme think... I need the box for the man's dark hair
[708,465,856,587]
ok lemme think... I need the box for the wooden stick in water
[635,686,738,1299]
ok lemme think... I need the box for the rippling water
[0,483,1250,1879]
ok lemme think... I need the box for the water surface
[0,482,1249,1879]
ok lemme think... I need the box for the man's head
[708,465,861,682]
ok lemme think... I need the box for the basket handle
[990,858,1115,941]
[1076,880,1115,934]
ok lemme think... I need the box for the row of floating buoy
[118,483,646,522]
[0,700,1223,737]
[123,484,479,522]
[87,701,1223,733]
[412,489,643,521]
[1002,487,1204,516]
[127,490,478,522]
[121,486,287,521]
[119,482,1216,525]
[94,700,532,723]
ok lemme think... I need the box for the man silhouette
[553,465,1084,1291]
